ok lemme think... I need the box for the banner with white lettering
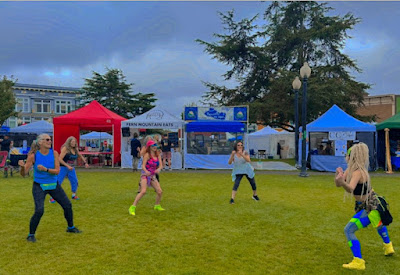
[184,106,247,122]
[329,131,356,141]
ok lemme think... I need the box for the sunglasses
[237,144,243,147]
[151,144,158,147]
[43,138,51,142]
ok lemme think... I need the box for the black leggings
[233,174,257,191]
[30,182,74,234]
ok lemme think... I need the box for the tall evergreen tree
[0,76,18,127]
[81,68,157,118]
[197,1,371,130]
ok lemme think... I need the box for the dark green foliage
[0,76,18,126]
[80,68,157,118]
[197,1,372,130]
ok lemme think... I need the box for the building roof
[13,83,81,94]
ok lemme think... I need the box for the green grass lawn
[0,171,399,274]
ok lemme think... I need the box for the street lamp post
[299,62,311,177]
[292,77,301,167]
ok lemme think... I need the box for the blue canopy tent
[9,121,53,135]
[184,121,246,169]
[80,131,113,140]
[299,105,377,172]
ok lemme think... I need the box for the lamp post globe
[292,77,301,167]
[299,62,311,177]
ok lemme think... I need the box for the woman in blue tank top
[18,133,81,242]
[228,141,259,204]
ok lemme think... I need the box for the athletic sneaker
[383,242,395,256]
[154,205,165,211]
[129,205,136,216]
[230,198,235,204]
[71,195,80,200]
[66,227,82,233]
[49,198,56,204]
[26,235,36,243]
[342,257,365,270]
[252,195,260,201]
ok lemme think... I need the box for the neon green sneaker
[154,205,165,211]
[129,205,136,216]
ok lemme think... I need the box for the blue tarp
[80,131,112,140]
[9,121,53,135]
[306,104,376,132]
[186,121,245,132]
[1,126,10,132]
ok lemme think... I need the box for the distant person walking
[335,143,395,271]
[129,139,164,216]
[18,134,81,242]
[49,136,89,203]
[130,133,141,172]
[161,134,173,170]
[228,141,259,204]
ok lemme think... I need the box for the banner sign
[184,106,247,122]
[329,131,356,141]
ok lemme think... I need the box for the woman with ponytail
[18,134,81,242]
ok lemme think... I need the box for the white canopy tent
[248,126,295,158]
[120,107,185,169]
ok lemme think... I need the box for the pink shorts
[162,151,171,158]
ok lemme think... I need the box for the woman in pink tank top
[128,139,164,216]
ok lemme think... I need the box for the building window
[15,97,30,112]
[33,99,51,113]
[55,100,73,114]
[21,116,31,125]
[7,117,17,128]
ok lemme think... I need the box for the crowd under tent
[299,105,377,172]
[184,120,246,169]
[120,107,185,169]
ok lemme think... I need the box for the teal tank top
[34,149,57,190]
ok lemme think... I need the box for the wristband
[46,168,49,172]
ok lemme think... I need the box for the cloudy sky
[1,1,399,116]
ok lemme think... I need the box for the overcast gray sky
[1,1,399,116]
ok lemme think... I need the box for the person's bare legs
[150,179,163,205]
[133,178,148,206]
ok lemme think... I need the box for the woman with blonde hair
[18,134,81,242]
[129,139,164,216]
[335,142,395,270]
[50,136,89,203]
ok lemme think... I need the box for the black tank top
[353,182,370,195]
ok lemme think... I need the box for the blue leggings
[344,209,391,258]
[58,166,79,193]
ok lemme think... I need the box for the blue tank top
[34,149,57,190]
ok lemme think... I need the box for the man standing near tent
[161,134,173,170]
[130,133,141,172]
[0,135,12,153]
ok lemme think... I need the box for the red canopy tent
[53,100,127,164]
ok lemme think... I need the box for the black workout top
[353,182,370,196]
[61,152,78,167]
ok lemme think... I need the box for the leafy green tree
[80,68,157,118]
[0,76,18,127]
[197,1,371,130]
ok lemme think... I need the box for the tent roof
[9,120,53,134]
[122,107,184,129]
[376,112,400,130]
[186,120,245,132]
[53,100,126,129]
[80,131,113,140]
[249,126,278,136]
[306,104,376,132]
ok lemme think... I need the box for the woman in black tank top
[334,143,394,271]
